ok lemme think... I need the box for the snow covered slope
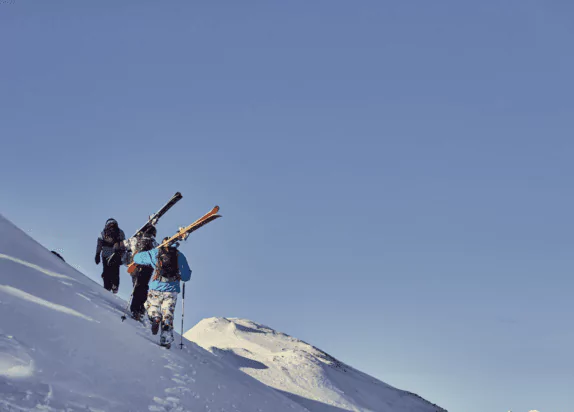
[185,318,446,412]
[0,214,307,412]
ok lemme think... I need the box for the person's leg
[159,292,178,346]
[140,281,150,314]
[101,258,112,291]
[145,290,162,335]
[130,273,145,317]
[110,263,120,294]
[132,268,153,316]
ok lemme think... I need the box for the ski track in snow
[0,285,97,323]
[148,353,199,411]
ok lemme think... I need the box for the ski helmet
[105,218,118,227]
[144,226,157,237]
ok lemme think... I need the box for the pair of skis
[133,192,183,239]
[126,205,221,274]
[109,192,184,266]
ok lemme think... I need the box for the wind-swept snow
[185,317,446,412]
[0,285,97,322]
[0,253,74,280]
[0,214,307,412]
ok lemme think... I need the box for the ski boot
[159,325,174,349]
[150,317,161,335]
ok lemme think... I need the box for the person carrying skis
[95,218,126,294]
[132,238,191,348]
[126,226,158,321]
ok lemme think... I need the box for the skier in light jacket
[132,239,191,348]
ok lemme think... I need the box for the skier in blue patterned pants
[132,241,191,348]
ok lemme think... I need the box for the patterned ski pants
[144,290,178,330]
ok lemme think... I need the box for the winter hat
[105,218,118,226]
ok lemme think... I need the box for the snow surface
[0,212,446,412]
[185,318,446,412]
[0,214,308,412]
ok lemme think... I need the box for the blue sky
[2,1,574,411]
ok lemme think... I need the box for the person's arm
[133,249,157,267]
[95,236,102,264]
[179,253,192,282]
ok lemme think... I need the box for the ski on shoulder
[127,205,221,275]
[112,192,183,266]
[132,192,183,239]
[159,205,221,247]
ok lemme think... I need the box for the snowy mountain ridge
[185,317,446,412]
[0,212,446,411]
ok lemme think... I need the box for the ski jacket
[132,248,191,293]
[96,229,126,259]
[123,235,158,265]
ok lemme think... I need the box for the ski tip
[202,215,221,225]
[213,205,220,213]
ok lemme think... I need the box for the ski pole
[180,283,185,349]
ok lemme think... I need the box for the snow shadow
[232,323,267,334]
[201,347,355,412]
[274,389,352,412]
[211,348,268,370]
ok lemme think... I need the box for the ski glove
[95,254,101,265]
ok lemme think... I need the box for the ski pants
[145,290,178,330]
[101,257,120,292]
[130,267,153,316]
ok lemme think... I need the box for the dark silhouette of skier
[127,226,158,320]
[95,218,125,293]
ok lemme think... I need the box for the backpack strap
[152,249,162,281]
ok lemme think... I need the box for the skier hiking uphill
[126,225,158,321]
[95,218,126,293]
[132,237,191,348]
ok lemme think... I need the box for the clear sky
[1,1,573,411]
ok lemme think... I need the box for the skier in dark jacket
[126,226,158,320]
[95,218,126,293]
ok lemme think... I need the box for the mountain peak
[185,317,446,412]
